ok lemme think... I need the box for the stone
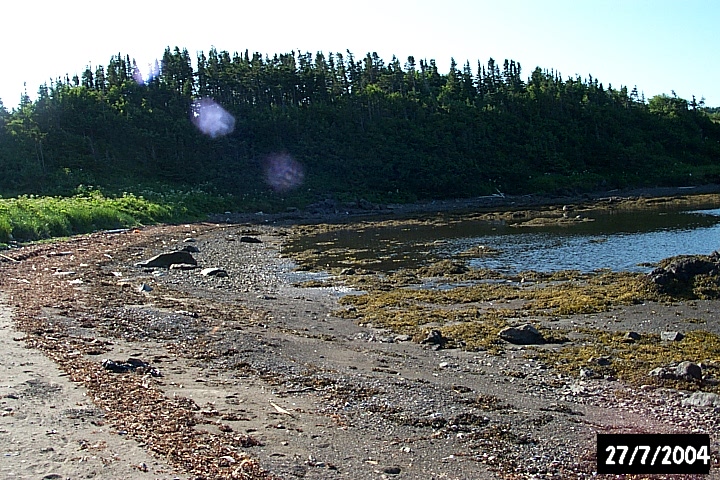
[240,236,262,243]
[498,324,545,345]
[383,466,401,475]
[137,283,153,293]
[649,367,669,379]
[622,331,641,342]
[682,391,720,407]
[201,267,228,277]
[648,255,718,290]
[181,245,200,253]
[589,356,612,366]
[674,361,702,380]
[135,251,197,268]
[661,331,684,342]
[421,329,447,348]
[579,368,600,379]
[183,237,197,242]
[649,361,702,381]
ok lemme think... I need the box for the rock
[649,361,702,381]
[579,367,600,379]
[240,236,262,243]
[498,324,545,345]
[135,251,197,268]
[682,391,720,407]
[421,260,468,276]
[201,267,229,277]
[395,334,413,342]
[661,331,684,342]
[588,356,612,366]
[183,237,197,243]
[137,283,153,293]
[339,267,356,275]
[421,329,447,348]
[649,367,669,379]
[622,331,641,342]
[382,466,401,475]
[181,245,200,253]
[648,255,718,290]
[674,361,702,380]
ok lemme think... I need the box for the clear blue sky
[1,0,718,109]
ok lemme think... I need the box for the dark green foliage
[1,48,719,206]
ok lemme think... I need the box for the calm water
[287,207,720,274]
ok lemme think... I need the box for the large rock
[661,331,684,342]
[135,251,197,268]
[674,361,703,380]
[499,324,545,345]
[682,391,720,407]
[648,255,718,288]
[649,361,702,381]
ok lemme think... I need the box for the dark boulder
[135,251,197,268]
[648,255,718,289]
[240,236,262,243]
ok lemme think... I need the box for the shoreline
[210,183,720,226]
[0,192,718,479]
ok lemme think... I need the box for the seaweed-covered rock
[419,260,468,277]
[648,255,718,287]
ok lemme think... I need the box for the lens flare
[131,60,160,85]
[191,98,235,138]
[264,153,305,192]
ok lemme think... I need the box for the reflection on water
[287,208,720,274]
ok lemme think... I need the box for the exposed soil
[1,190,719,479]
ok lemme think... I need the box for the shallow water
[288,207,720,274]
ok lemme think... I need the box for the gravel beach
[1,194,719,479]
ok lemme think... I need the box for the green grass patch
[0,189,182,243]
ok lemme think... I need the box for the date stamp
[597,433,711,474]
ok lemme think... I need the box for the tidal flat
[1,192,719,479]
[283,193,720,391]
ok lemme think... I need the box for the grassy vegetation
[0,187,225,245]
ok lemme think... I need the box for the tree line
[1,46,719,204]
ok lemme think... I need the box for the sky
[1,0,718,109]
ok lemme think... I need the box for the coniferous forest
[1,47,719,207]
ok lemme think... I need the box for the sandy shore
[0,195,719,479]
[0,299,188,479]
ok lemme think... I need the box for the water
[287,207,720,274]
[453,209,720,273]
